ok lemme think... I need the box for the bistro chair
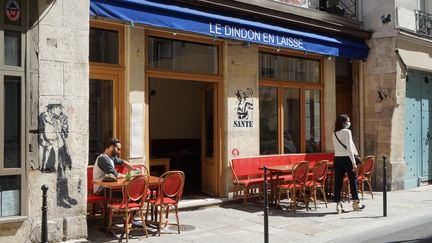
[146,170,185,236]
[276,161,309,213]
[107,174,150,242]
[358,155,375,200]
[86,166,105,216]
[305,160,329,210]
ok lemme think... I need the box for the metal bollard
[382,155,387,217]
[41,185,49,243]
[263,166,269,243]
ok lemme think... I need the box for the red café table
[93,175,160,227]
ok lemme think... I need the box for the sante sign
[6,0,20,22]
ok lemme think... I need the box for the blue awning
[90,0,369,59]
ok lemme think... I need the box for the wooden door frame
[144,29,225,196]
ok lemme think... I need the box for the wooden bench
[230,153,334,204]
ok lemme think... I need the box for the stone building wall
[0,0,89,242]
[363,37,405,190]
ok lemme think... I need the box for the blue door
[404,70,432,188]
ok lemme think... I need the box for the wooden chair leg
[175,206,180,234]
[139,210,149,238]
[320,185,328,208]
[367,179,374,199]
[125,212,130,242]
[243,187,248,205]
[158,205,163,236]
[292,189,297,213]
[313,188,317,210]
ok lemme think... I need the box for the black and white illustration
[38,103,77,208]
[234,88,254,128]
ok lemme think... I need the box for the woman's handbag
[334,132,362,165]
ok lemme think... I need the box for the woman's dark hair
[104,138,120,150]
[334,114,349,132]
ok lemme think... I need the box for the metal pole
[382,155,387,217]
[263,166,269,243]
[41,185,49,243]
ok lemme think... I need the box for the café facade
[0,0,372,241]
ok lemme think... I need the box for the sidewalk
[76,185,432,243]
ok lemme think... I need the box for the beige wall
[126,26,146,162]
[224,42,260,194]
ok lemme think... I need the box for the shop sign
[210,22,304,50]
[5,0,20,21]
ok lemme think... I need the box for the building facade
[0,0,377,241]
[362,0,432,190]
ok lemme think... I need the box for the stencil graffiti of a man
[235,88,254,120]
[38,103,76,208]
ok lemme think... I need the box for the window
[89,21,124,164]
[147,36,218,74]
[1,0,27,220]
[259,52,323,154]
[89,27,119,64]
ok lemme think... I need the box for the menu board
[130,103,144,158]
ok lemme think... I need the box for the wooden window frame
[259,48,325,154]
[0,0,27,223]
[89,20,126,160]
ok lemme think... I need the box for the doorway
[149,78,218,196]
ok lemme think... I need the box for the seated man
[93,138,133,195]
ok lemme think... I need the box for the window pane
[89,79,113,164]
[260,86,278,154]
[0,175,21,217]
[148,37,218,74]
[305,89,321,152]
[283,88,300,153]
[4,76,21,168]
[4,30,21,66]
[259,53,320,83]
[89,27,119,64]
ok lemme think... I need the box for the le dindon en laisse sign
[209,22,305,50]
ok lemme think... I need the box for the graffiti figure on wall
[234,88,254,128]
[38,103,77,208]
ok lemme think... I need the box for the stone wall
[363,37,404,190]
[0,0,89,242]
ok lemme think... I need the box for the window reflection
[148,37,218,74]
[305,89,321,152]
[259,86,278,154]
[89,79,113,164]
[4,31,21,66]
[283,88,300,153]
[89,27,119,64]
[4,76,21,168]
[260,53,320,83]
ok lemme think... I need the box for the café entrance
[148,77,219,196]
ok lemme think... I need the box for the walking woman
[333,114,365,213]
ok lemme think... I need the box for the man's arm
[97,157,120,177]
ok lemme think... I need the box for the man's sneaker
[352,200,365,211]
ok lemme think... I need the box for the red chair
[305,160,329,210]
[107,175,150,242]
[87,166,105,216]
[276,161,309,212]
[358,156,375,200]
[146,170,185,236]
